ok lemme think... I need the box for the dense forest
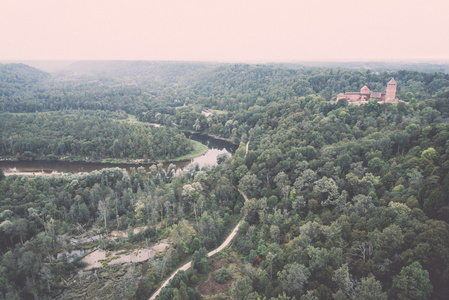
[1,61,449,299]
[0,111,192,161]
[136,65,449,141]
[0,163,242,299]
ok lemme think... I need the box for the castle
[336,78,398,104]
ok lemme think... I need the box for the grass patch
[99,255,121,267]
[77,240,101,250]
[211,110,228,115]
[169,140,208,162]
[127,114,138,122]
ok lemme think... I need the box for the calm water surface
[0,133,237,175]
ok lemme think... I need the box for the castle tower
[385,78,397,102]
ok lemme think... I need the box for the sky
[1,0,449,62]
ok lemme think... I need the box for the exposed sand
[4,171,67,177]
[82,243,169,270]
[110,226,148,238]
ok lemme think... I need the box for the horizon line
[2,58,449,64]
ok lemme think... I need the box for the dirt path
[149,144,250,300]
[206,221,242,257]
[149,188,249,300]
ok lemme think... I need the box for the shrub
[190,274,198,284]
[214,268,232,284]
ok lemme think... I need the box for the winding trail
[149,147,250,300]
[149,188,248,300]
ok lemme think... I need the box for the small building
[336,78,398,104]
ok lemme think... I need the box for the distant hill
[0,60,76,73]
[180,64,303,97]
[275,61,449,74]
[55,60,220,84]
[0,63,51,96]
[171,64,449,107]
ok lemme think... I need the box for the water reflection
[0,133,237,175]
[185,132,236,169]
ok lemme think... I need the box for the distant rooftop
[388,78,397,85]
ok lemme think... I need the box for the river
[0,132,237,175]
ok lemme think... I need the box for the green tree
[191,247,210,273]
[332,263,356,299]
[421,147,438,160]
[390,262,432,300]
[231,275,253,300]
[238,174,262,199]
[355,276,387,300]
[278,263,310,298]
[169,220,195,254]
[213,268,231,284]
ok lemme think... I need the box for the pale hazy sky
[1,0,448,62]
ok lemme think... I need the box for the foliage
[0,111,191,161]
[390,262,433,300]
[0,159,241,298]
[2,61,449,299]
[213,268,231,284]
[191,248,210,274]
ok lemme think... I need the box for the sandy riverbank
[4,171,68,177]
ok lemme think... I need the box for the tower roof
[360,86,370,94]
[388,78,397,85]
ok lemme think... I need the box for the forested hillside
[0,111,192,161]
[153,65,449,299]
[136,65,449,140]
[0,164,242,299]
[56,61,217,84]
[0,64,50,97]
[1,61,449,299]
[224,100,449,299]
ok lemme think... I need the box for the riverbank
[0,140,208,166]
[120,114,238,147]
[125,112,238,146]
[0,140,207,176]
[0,131,241,177]
[165,139,208,162]
[182,128,238,145]
[3,171,67,177]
